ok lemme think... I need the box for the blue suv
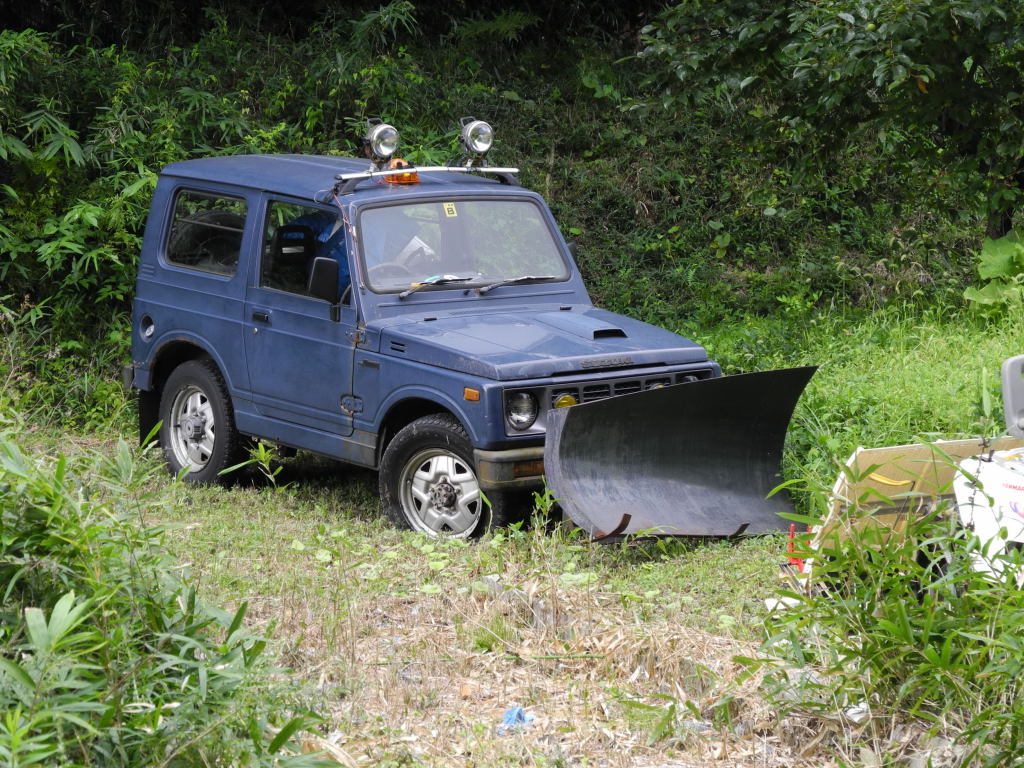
[126,121,720,537]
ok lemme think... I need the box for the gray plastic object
[1002,354,1024,437]
[544,366,816,539]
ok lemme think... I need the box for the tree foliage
[9,0,663,49]
[0,0,994,412]
[641,0,1024,236]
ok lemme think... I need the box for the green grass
[687,304,1024,492]
[12,302,1024,765]
[156,471,785,633]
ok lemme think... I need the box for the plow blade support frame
[544,367,816,538]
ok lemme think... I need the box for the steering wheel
[401,246,441,272]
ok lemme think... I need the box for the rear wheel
[379,414,530,537]
[158,359,241,483]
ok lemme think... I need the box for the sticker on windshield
[442,202,458,218]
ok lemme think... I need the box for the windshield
[358,199,569,293]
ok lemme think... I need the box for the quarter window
[166,190,246,276]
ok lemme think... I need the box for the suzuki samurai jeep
[125,119,720,537]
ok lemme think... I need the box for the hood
[377,307,708,380]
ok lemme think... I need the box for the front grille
[614,380,642,396]
[547,369,712,408]
[581,384,611,402]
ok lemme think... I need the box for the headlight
[460,117,493,155]
[365,119,399,161]
[506,391,538,430]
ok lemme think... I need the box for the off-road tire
[379,413,529,537]
[158,358,242,484]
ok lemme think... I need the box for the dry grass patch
[311,594,797,767]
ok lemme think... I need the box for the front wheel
[379,414,530,537]
[158,359,242,483]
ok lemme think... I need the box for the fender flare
[374,385,483,446]
[143,331,238,394]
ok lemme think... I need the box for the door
[243,198,355,436]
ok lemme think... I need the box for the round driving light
[366,121,399,160]
[553,393,578,408]
[460,118,493,155]
[506,391,538,430]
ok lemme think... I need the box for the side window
[261,201,349,299]
[166,190,246,276]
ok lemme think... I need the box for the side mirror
[308,257,340,305]
[1002,355,1024,437]
[567,242,578,259]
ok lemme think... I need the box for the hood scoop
[536,311,628,341]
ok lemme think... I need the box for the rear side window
[166,190,247,276]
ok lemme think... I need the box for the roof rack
[332,165,520,195]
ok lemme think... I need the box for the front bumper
[474,446,546,490]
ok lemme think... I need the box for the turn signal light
[513,459,545,478]
[384,158,419,184]
[553,393,578,408]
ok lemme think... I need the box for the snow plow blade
[544,367,816,539]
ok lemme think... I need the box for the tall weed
[0,421,322,766]
[0,298,130,430]
[753,500,1024,766]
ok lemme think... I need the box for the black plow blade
[543,367,816,539]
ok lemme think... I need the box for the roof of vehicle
[160,154,518,202]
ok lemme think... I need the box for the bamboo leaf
[0,657,35,691]
[24,606,51,652]
[267,715,306,754]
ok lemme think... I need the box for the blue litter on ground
[497,706,535,735]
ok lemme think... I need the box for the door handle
[252,311,271,324]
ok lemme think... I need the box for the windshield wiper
[476,275,559,295]
[398,274,475,300]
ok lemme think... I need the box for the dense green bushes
[641,0,1024,239]
[0,421,320,766]
[1,3,984,339]
[1,2,987,431]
